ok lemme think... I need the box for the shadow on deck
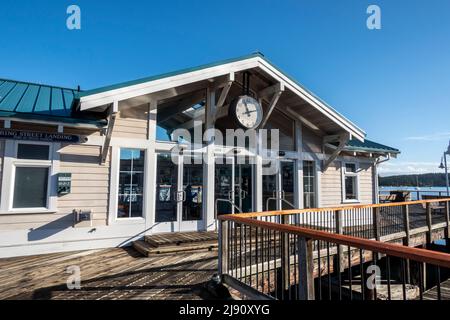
[0,247,221,300]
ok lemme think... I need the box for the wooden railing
[218,199,450,300]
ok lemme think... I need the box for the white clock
[229,95,264,130]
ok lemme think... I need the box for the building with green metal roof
[0,53,400,258]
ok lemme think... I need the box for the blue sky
[1,0,449,176]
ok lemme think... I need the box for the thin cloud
[379,161,442,177]
[405,132,450,141]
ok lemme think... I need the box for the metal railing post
[298,236,315,300]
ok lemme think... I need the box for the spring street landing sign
[0,129,85,143]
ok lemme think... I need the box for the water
[380,186,450,201]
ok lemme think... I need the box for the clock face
[231,96,263,129]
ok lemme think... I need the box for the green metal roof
[0,79,105,126]
[345,139,400,154]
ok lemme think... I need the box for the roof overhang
[79,54,366,142]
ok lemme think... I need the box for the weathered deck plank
[423,278,450,300]
[0,247,218,300]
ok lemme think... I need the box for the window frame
[302,160,317,209]
[0,140,56,214]
[341,161,360,203]
[115,147,147,221]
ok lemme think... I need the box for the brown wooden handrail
[225,198,450,219]
[219,214,450,268]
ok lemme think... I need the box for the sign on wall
[0,129,85,143]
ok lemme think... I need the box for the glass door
[215,157,235,215]
[262,160,296,211]
[263,160,278,211]
[235,161,254,213]
[214,156,254,215]
[280,161,295,210]
[154,152,204,233]
[180,155,204,231]
[155,153,179,229]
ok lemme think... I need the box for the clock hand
[243,101,250,113]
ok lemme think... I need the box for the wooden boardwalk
[0,247,218,300]
[423,279,450,300]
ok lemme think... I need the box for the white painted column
[108,146,120,226]
[316,160,322,208]
[0,141,15,212]
[255,131,263,212]
[145,100,158,233]
[204,87,216,231]
[295,120,304,209]
[373,161,379,204]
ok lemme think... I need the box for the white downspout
[374,154,391,204]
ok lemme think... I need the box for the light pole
[439,142,450,196]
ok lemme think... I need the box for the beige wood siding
[113,104,149,140]
[0,140,4,207]
[58,144,110,227]
[320,161,342,207]
[320,160,374,207]
[358,162,374,204]
[0,142,110,231]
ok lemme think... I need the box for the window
[117,149,145,218]
[303,161,316,208]
[343,162,359,202]
[12,143,51,210]
[157,101,205,142]
[17,144,49,160]
[13,167,49,208]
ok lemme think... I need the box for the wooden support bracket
[323,133,351,170]
[217,73,234,109]
[100,102,118,165]
[260,83,285,129]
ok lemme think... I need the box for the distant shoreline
[379,173,449,188]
